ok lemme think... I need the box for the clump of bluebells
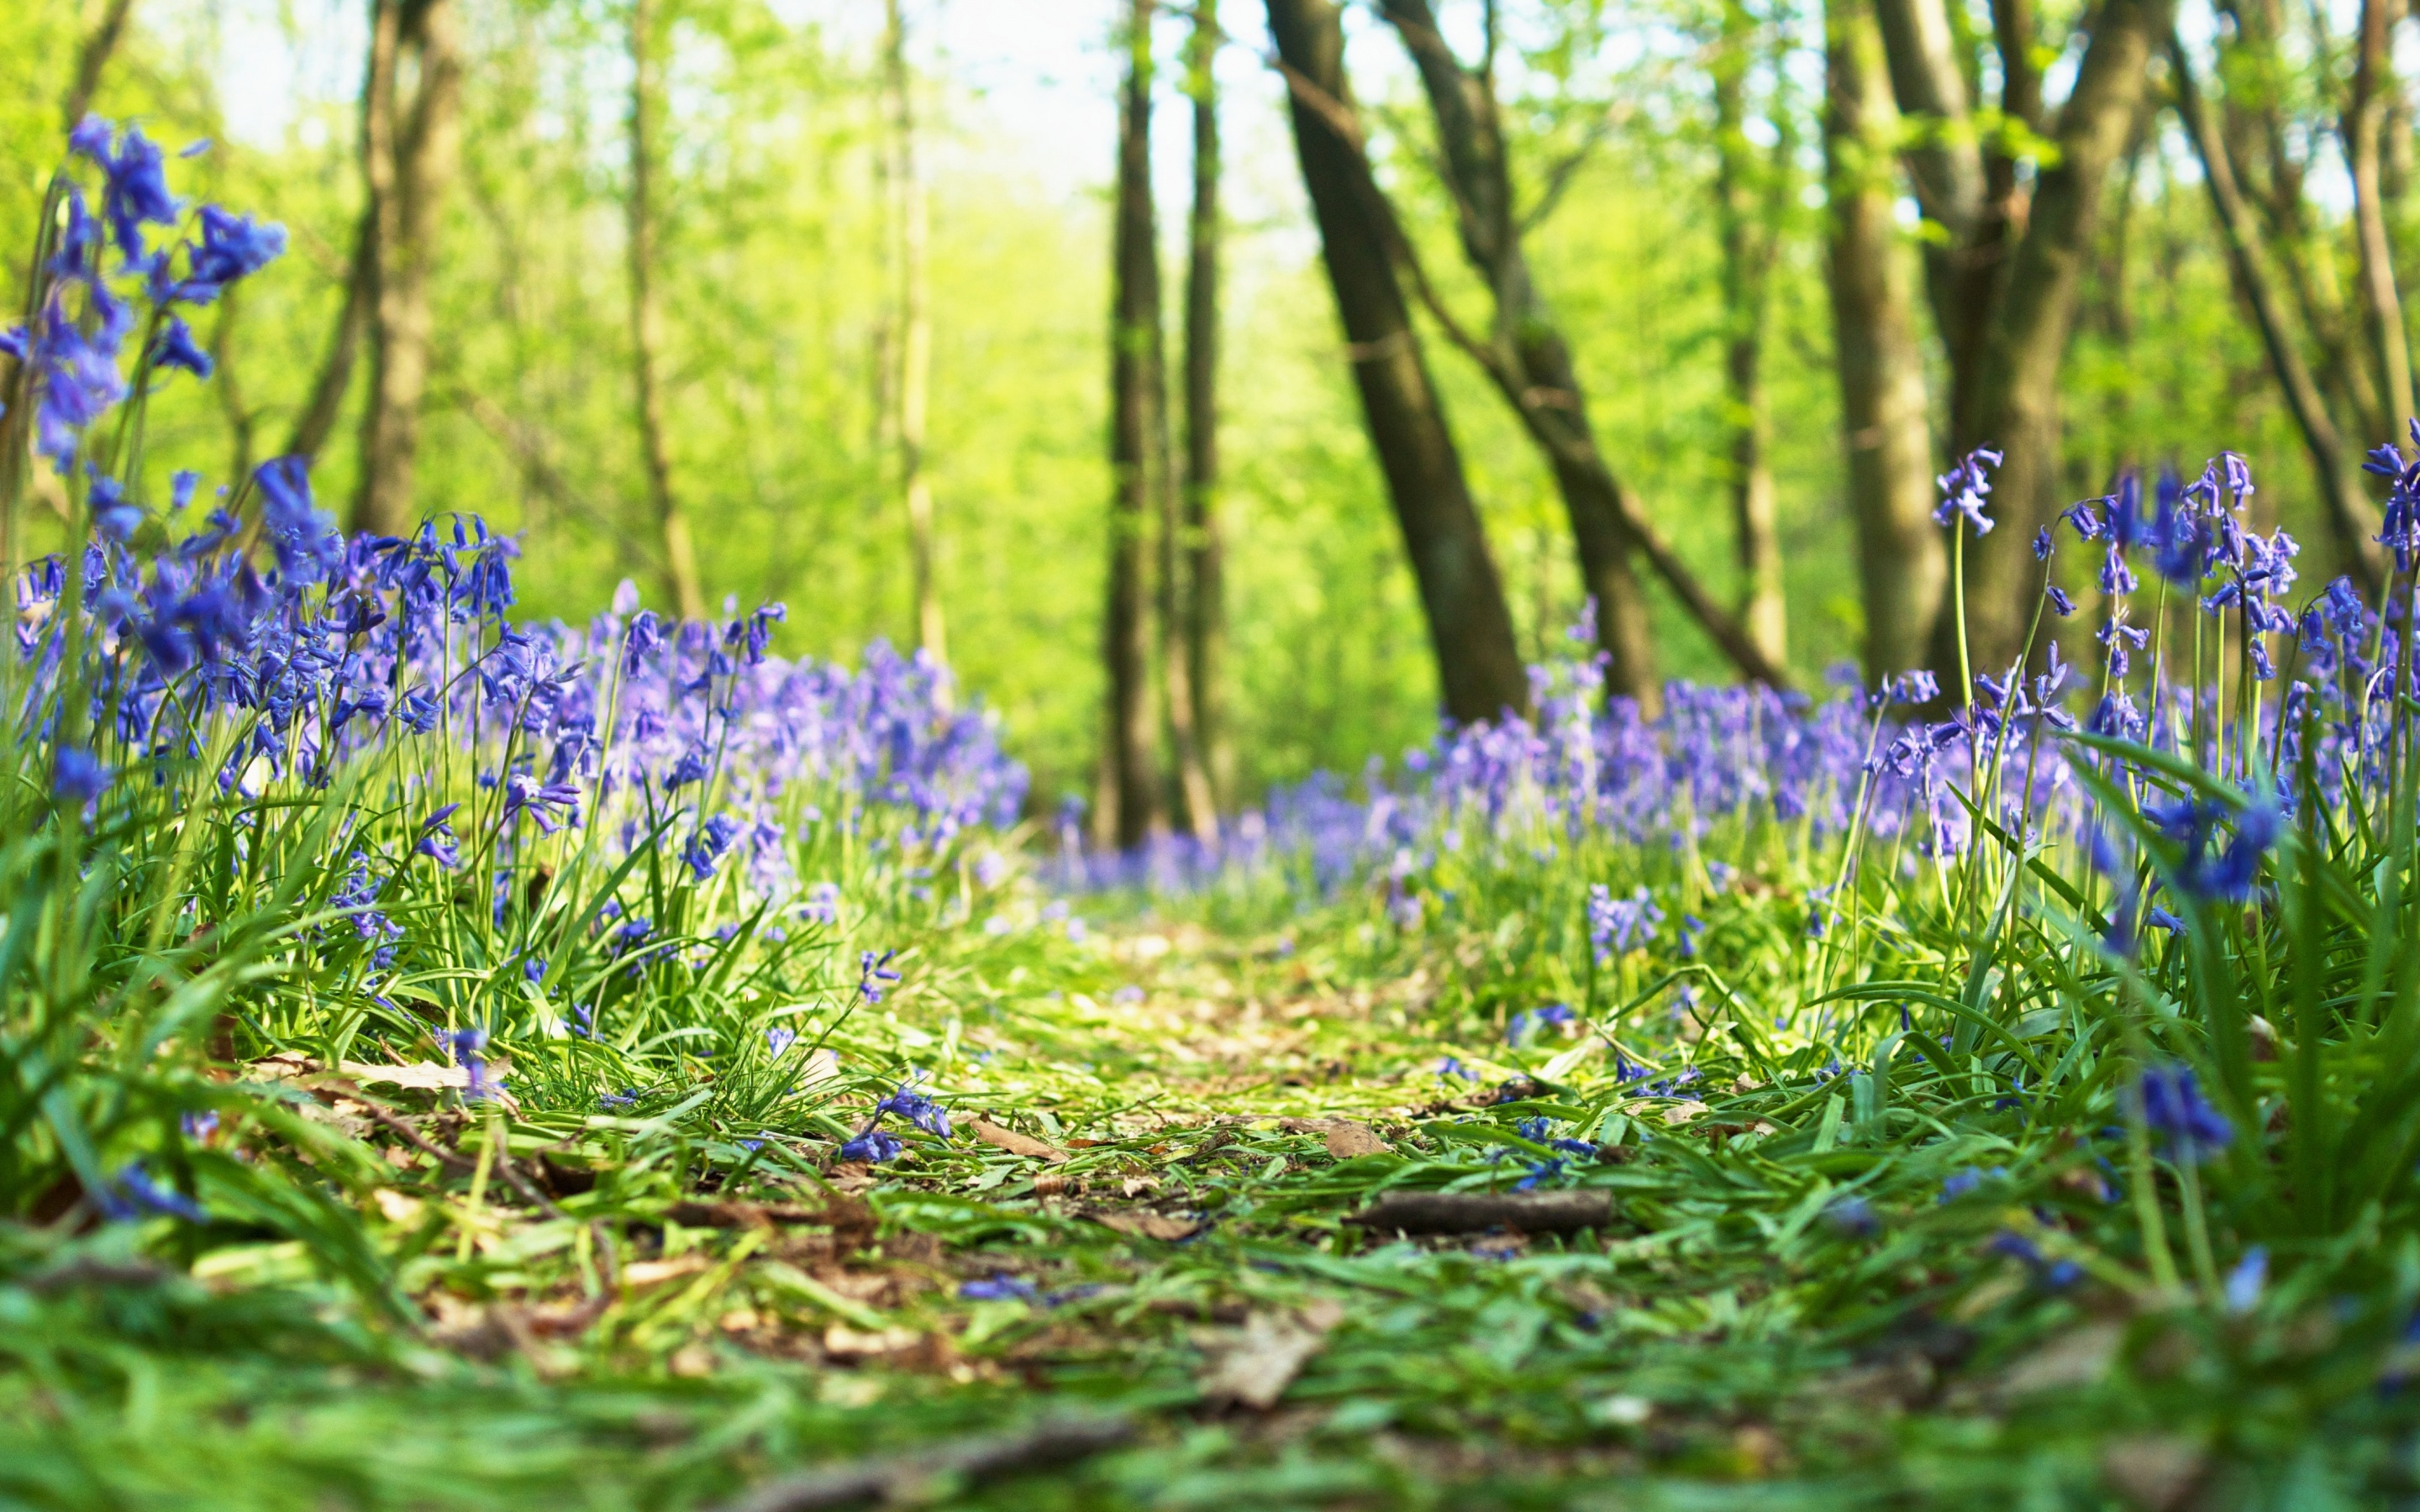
[0,125,1050,1237]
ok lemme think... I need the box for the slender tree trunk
[1933,0,2169,680]
[2173,34,2388,591]
[353,0,460,536]
[209,286,257,484]
[884,0,949,682]
[1826,0,1945,680]
[1183,0,1232,817]
[1872,0,2002,423]
[1712,0,1786,669]
[287,213,375,465]
[1105,0,1165,848]
[62,0,137,130]
[2349,0,2415,433]
[1374,0,1663,707]
[626,0,703,618]
[1265,0,1529,724]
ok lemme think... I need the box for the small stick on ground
[1344,1189,1613,1236]
[712,1415,1136,1512]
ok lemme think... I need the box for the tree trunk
[1265,0,1529,725]
[209,285,257,484]
[2348,0,2415,433]
[1933,0,2169,680]
[61,0,138,129]
[1106,0,1165,849]
[883,0,950,683]
[1826,0,1946,680]
[1872,0,2003,425]
[626,0,703,619]
[1375,0,1661,708]
[353,0,460,538]
[287,212,375,465]
[1712,0,1786,669]
[2172,33,2388,591]
[1183,0,1232,820]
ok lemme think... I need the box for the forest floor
[8,904,2375,1512]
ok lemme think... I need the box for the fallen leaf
[2101,1435,2207,1510]
[1094,1209,1203,1242]
[970,1119,1065,1161]
[623,1255,709,1287]
[1324,1121,1388,1158]
[1197,1300,1344,1410]
[823,1322,922,1357]
[1031,1172,1075,1198]
[1997,1321,2123,1398]
[372,1189,425,1226]
[1120,1176,1160,1198]
[338,1058,513,1091]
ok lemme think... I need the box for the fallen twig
[1345,1189,1613,1236]
[712,1414,1136,1512]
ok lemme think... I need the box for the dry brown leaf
[1093,1210,1203,1242]
[823,1322,922,1357]
[1997,1321,2124,1398]
[1197,1299,1345,1410]
[969,1119,1065,1162]
[338,1059,512,1091]
[372,1189,426,1226]
[623,1255,709,1287]
[1324,1121,1388,1158]
[2100,1436,2207,1510]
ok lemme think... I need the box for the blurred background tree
[0,0,2399,814]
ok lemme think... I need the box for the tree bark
[626,0,703,618]
[61,0,138,129]
[1933,0,2169,680]
[1375,0,1662,708]
[2172,33,2388,591]
[1712,0,1787,669]
[1265,0,1529,725]
[1826,0,1946,680]
[1106,0,1165,848]
[883,0,949,684]
[1184,0,1233,811]
[353,0,460,538]
[1872,0,2003,425]
[2347,0,2415,434]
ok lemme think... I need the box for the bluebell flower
[2032,526,2054,561]
[1933,446,2003,536]
[960,1274,1038,1302]
[600,1088,637,1109]
[766,1026,797,1056]
[876,1081,952,1137]
[171,206,285,302]
[840,1126,903,1163]
[450,1026,491,1100]
[857,948,901,1004]
[2224,1245,2268,1314]
[1825,1195,1878,1236]
[2047,585,2075,617]
[96,1161,208,1224]
[681,811,742,879]
[1513,1158,1566,1191]
[1517,1115,1552,1142]
[2136,1063,2231,1163]
[149,315,212,378]
[415,804,462,869]
[55,744,110,802]
[1436,1056,1476,1082]
[254,456,343,584]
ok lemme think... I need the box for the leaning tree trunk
[1184,0,1233,812]
[289,0,397,468]
[2172,33,2387,591]
[1825,0,1945,680]
[1104,0,1165,849]
[883,0,949,683]
[354,0,460,538]
[1375,0,1662,706]
[2348,0,2416,434]
[626,0,703,619]
[61,0,138,131]
[1712,0,1786,669]
[1265,0,1529,725]
[1933,0,2170,681]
